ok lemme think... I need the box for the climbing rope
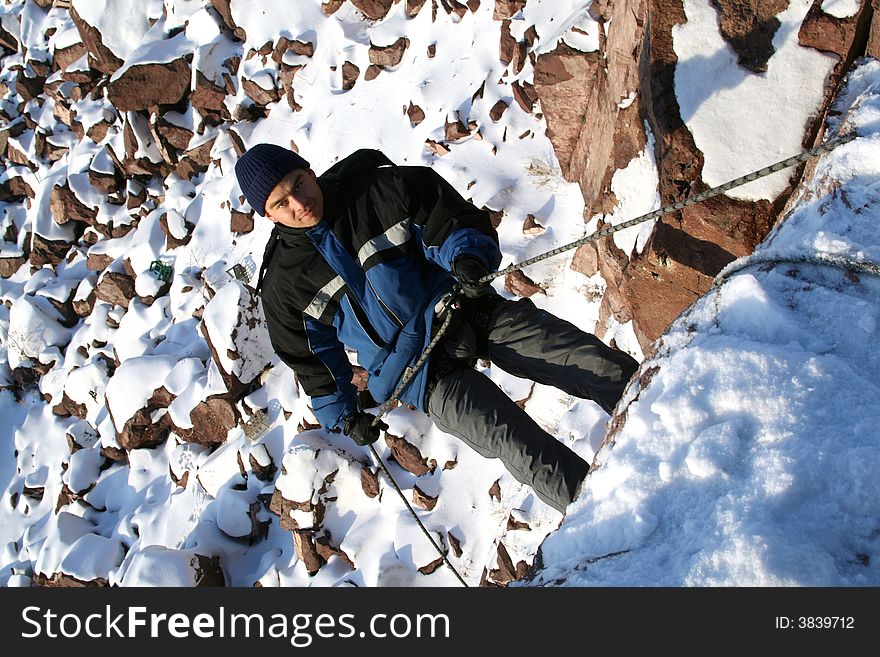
[476,134,857,284]
[713,252,880,287]
[368,443,469,587]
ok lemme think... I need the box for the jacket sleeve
[261,295,358,431]
[395,166,502,272]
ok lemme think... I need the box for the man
[234,144,638,513]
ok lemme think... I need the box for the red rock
[369,37,409,67]
[230,209,254,233]
[108,59,191,112]
[28,233,73,268]
[208,0,247,40]
[50,184,97,225]
[488,478,501,502]
[511,80,538,113]
[407,0,428,17]
[712,0,788,73]
[351,0,396,20]
[293,530,324,575]
[445,116,470,141]
[384,433,432,476]
[323,0,346,15]
[342,61,359,90]
[412,485,438,511]
[361,465,380,498]
[869,1,880,60]
[184,397,237,447]
[504,270,543,297]
[69,7,125,75]
[95,271,135,307]
[493,0,526,20]
[407,102,426,125]
[365,65,382,81]
[242,76,280,106]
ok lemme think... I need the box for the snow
[821,0,862,18]
[1,0,876,590]
[673,0,838,201]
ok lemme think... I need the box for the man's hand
[453,256,491,298]
[342,411,388,446]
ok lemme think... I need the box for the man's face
[264,168,324,228]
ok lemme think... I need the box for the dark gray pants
[425,295,638,512]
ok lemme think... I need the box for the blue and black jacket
[257,149,502,431]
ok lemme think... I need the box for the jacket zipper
[367,278,403,328]
[347,293,386,348]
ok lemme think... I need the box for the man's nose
[288,194,308,212]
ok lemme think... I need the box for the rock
[95,271,135,307]
[504,270,544,297]
[272,37,315,63]
[231,209,254,233]
[412,485,438,511]
[533,43,605,180]
[351,0,396,20]
[184,397,238,447]
[445,115,470,141]
[16,71,46,103]
[342,61,360,90]
[242,76,280,106]
[191,71,228,117]
[361,465,380,498]
[208,0,247,40]
[0,253,27,278]
[425,139,450,156]
[511,80,539,113]
[54,42,89,74]
[407,102,426,125]
[522,214,545,235]
[488,541,529,585]
[315,535,355,568]
[52,391,87,419]
[28,232,73,268]
[69,7,125,75]
[799,0,873,60]
[156,119,193,151]
[86,252,114,272]
[869,1,880,59]
[248,449,277,482]
[488,478,501,502]
[493,0,526,20]
[33,573,109,588]
[711,0,788,73]
[571,242,600,277]
[292,530,323,576]
[50,184,97,225]
[323,0,346,15]
[115,405,170,451]
[384,433,432,476]
[369,37,409,67]
[489,99,508,122]
[407,0,428,17]
[107,59,191,111]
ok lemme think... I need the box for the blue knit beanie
[234,144,310,216]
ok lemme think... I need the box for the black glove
[342,411,388,446]
[453,256,491,298]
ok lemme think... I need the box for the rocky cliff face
[533,0,878,353]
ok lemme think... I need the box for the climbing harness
[364,134,857,586]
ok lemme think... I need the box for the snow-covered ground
[1,0,877,587]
